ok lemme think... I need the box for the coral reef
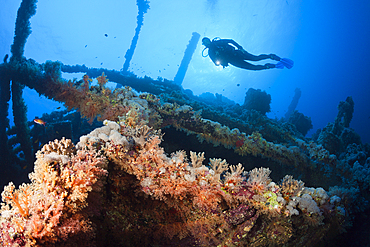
[317,96,361,154]
[0,63,368,245]
[10,0,37,59]
[0,1,369,245]
[0,0,38,181]
[0,138,107,246]
[242,88,271,115]
[335,96,354,129]
[0,61,12,172]
[288,110,313,136]
[0,121,350,246]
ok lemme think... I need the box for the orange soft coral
[96,72,108,88]
[0,138,108,246]
[0,119,348,246]
[51,74,155,125]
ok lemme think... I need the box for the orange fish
[34,118,46,126]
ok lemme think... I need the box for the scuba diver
[202,37,293,71]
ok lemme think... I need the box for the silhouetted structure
[174,32,200,85]
[122,0,150,73]
[284,88,301,120]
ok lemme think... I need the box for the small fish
[85,45,87,48]
[23,166,27,170]
[34,139,39,143]
[33,118,46,126]
[56,106,61,109]
[105,34,108,37]
[237,84,240,87]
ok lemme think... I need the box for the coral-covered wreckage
[1,0,370,246]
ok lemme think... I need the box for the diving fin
[275,61,284,69]
[279,58,294,69]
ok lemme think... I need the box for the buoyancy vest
[208,40,237,67]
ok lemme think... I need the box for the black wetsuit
[207,39,275,70]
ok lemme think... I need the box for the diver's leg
[239,50,280,61]
[229,60,274,71]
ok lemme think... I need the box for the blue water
[1,0,369,144]
[2,1,370,246]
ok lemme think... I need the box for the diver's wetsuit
[207,39,275,70]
